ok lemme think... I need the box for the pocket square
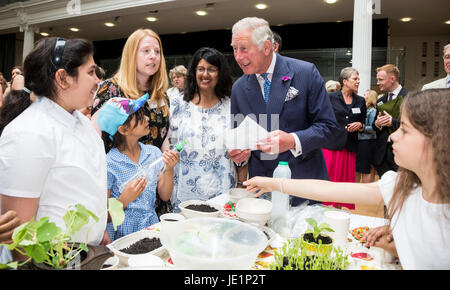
[285,86,299,102]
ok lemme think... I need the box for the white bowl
[229,188,252,203]
[101,255,119,270]
[179,200,222,219]
[236,198,272,226]
[108,230,167,266]
[160,217,267,269]
[127,253,166,269]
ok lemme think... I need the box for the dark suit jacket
[230,54,337,183]
[373,87,409,165]
[324,91,367,152]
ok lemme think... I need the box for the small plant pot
[300,233,333,255]
[31,243,114,270]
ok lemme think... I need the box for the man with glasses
[422,43,450,90]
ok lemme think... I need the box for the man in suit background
[373,64,409,177]
[228,17,337,206]
[422,43,450,90]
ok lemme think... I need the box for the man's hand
[255,130,295,154]
[227,149,251,164]
[375,111,392,128]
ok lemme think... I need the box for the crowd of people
[0,17,448,269]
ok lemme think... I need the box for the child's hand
[162,150,179,170]
[119,177,147,208]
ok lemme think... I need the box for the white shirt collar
[256,52,277,81]
[38,96,81,130]
[390,84,403,98]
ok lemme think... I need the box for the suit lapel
[267,55,292,116]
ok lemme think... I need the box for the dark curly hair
[183,47,232,104]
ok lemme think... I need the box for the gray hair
[169,65,187,79]
[338,67,359,87]
[444,43,450,55]
[232,17,274,51]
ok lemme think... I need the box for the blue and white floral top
[168,95,236,212]
[106,143,161,241]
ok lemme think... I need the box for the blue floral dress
[168,95,236,211]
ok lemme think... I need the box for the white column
[21,25,38,61]
[352,0,373,95]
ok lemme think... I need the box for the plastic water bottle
[272,161,291,216]
[119,140,186,192]
[269,161,291,238]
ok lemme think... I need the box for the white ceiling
[2,0,450,41]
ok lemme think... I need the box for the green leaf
[24,244,47,264]
[79,243,88,252]
[0,261,18,270]
[36,220,60,242]
[305,218,317,229]
[108,198,125,231]
[64,204,98,236]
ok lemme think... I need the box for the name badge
[352,107,361,114]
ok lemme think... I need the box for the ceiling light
[400,17,412,22]
[255,3,268,9]
[445,20,450,25]
[104,22,115,27]
[69,27,80,32]
[40,32,49,37]
[146,16,158,22]
[195,10,207,16]
[324,0,338,4]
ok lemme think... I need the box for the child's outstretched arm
[157,150,179,201]
[244,177,383,207]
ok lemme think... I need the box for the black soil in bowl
[185,204,218,212]
[120,237,162,255]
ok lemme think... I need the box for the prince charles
[228,17,337,206]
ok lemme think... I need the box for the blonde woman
[356,90,379,183]
[91,28,172,217]
[92,28,169,149]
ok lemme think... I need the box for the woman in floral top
[92,28,171,215]
[168,47,237,211]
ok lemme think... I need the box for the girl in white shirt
[244,89,449,270]
[0,37,106,260]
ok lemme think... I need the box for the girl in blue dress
[97,94,178,241]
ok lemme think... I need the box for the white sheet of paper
[224,116,269,150]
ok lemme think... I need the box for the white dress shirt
[0,97,108,245]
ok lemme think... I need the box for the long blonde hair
[365,90,378,109]
[114,28,169,116]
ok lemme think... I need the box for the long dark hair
[0,37,93,136]
[184,47,232,104]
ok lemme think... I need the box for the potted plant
[0,198,125,270]
[270,236,349,270]
[300,217,334,255]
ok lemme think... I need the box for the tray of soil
[179,200,222,218]
[108,229,167,266]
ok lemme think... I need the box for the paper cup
[160,213,185,235]
[324,210,350,249]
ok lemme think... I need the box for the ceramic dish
[108,230,167,267]
[178,200,222,219]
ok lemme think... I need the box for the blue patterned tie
[261,73,271,104]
